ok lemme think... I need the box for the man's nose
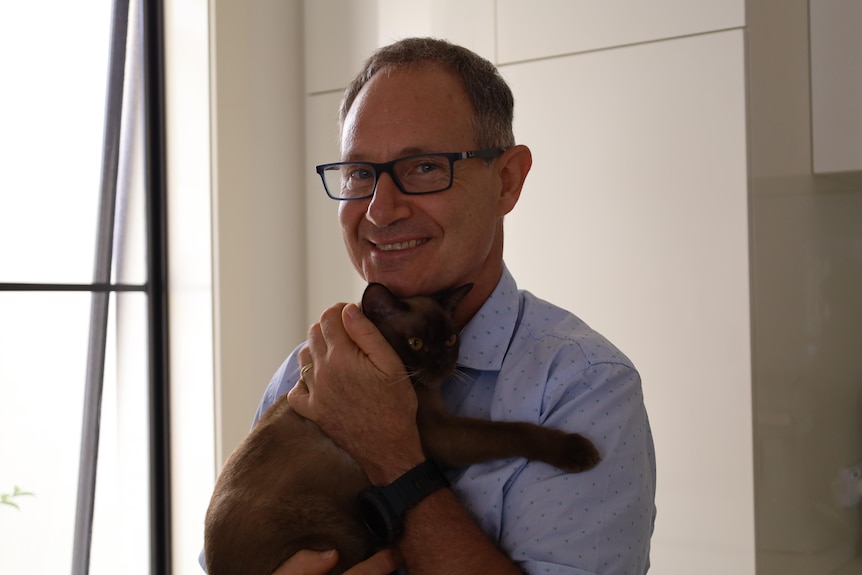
[365,172,411,227]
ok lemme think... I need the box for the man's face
[338,65,508,299]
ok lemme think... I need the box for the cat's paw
[553,433,601,473]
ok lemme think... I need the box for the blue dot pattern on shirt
[444,266,656,575]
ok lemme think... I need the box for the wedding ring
[300,363,313,378]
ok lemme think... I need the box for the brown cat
[204,283,600,575]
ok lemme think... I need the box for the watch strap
[359,458,449,543]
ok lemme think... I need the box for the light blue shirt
[255,265,656,575]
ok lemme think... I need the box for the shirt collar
[457,264,520,371]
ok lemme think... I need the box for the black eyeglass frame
[315,148,506,201]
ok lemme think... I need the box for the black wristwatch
[358,458,449,543]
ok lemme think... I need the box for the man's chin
[363,269,433,297]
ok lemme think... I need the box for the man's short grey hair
[339,37,516,150]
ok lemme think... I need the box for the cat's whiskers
[448,367,472,386]
[405,369,432,388]
[383,371,416,388]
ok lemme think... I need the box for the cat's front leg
[533,426,601,473]
[416,393,600,474]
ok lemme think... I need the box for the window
[0,2,172,573]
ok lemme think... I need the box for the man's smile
[373,238,430,252]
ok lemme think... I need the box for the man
[261,38,656,574]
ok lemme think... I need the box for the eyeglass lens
[322,155,454,199]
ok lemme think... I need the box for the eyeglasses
[315,148,505,201]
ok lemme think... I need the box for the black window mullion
[142,1,172,573]
[0,283,146,292]
[71,1,131,574]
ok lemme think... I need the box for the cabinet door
[305,0,495,93]
[502,30,754,575]
[810,0,862,174]
[497,0,744,63]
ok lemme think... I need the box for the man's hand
[287,302,426,484]
[286,302,526,575]
[272,549,399,575]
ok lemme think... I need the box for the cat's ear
[436,283,473,316]
[361,283,409,322]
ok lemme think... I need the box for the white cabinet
[502,30,754,574]
[304,0,495,93]
[810,0,862,174]
[496,0,744,63]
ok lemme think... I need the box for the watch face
[358,460,448,544]
[359,488,400,543]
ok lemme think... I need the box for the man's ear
[496,144,532,217]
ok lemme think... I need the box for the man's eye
[407,337,424,351]
[348,167,374,180]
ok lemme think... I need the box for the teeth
[377,238,427,252]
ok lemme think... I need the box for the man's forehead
[339,66,474,161]
[347,64,467,115]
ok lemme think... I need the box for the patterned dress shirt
[254,264,656,575]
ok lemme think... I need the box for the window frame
[0,1,173,572]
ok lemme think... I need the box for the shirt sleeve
[251,343,305,425]
[500,362,656,575]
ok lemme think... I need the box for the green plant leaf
[1,486,34,510]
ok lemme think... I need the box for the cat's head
[361,283,473,389]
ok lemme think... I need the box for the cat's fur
[204,283,600,575]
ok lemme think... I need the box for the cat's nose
[433,357,451,371]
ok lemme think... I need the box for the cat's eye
[408,337,424,351]
[445,334,458,347]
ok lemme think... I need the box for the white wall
[170,0,305,572]
[164,1,216,573]
[209,0,307,468]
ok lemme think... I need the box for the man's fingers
[297,343,313,373]
[271,549,338,575]
[286,380,309,413]
[270,548,399,575]
[317,303,349,350]
[344,548,400,574]
[288,344,314,414]
[313,302,401,377]
[341,303,402,372]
